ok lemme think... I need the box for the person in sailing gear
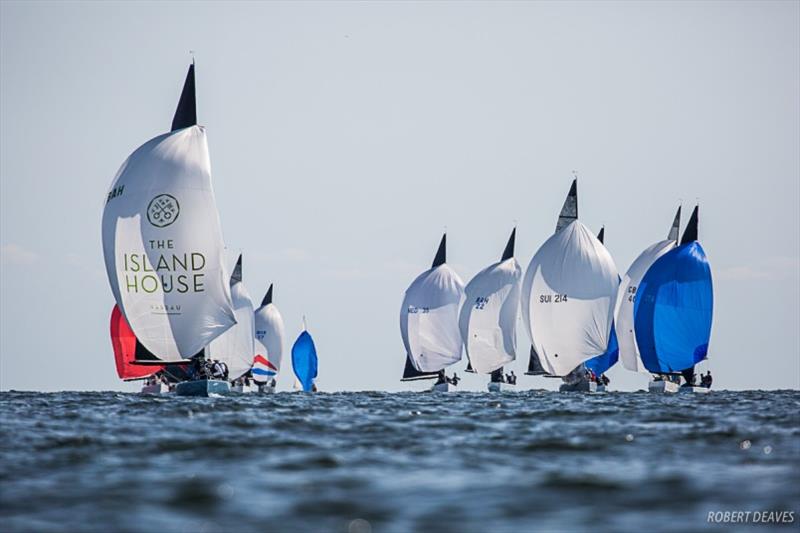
[506,371,517,385]
[681,368,697,387]
[700,371,713,388]
[491,368,505,383]
[601,374,610,386]
[435,370,447,385]
[448,373,460,386]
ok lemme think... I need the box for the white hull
[256,384,276,394]
[140,383,169,395]
[648,380,680,394]
[231,384,254,394]
[595,384,607,393]
[431,382,450,392]
[679,386,711,394]
[559,380,597,393]
[487,382,513,392]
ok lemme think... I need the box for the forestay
[521,221,619,376]
[400,234,465,373]
[458,229,521,374]
[101,65,235,360]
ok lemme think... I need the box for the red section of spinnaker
[110,304,164,380]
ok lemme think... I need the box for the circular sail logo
[147,194,180,227]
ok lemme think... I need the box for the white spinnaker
[521,221,619,376]
[208,280,255,380]
[614,239,677,372]
[458,258,521,374]
[400,265,465,372]
[255,302,285,373]
[102,126,235,360]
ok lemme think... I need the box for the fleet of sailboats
[102,63,715,396]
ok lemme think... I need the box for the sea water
[1,390,798,532]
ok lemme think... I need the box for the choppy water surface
[1,390,798,532]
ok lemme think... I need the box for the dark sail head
[597,226,605,244]
[432,233,446,268]
[556,178,578,232]
[668,205,682,242]
[501,227,516,261]
[680,205,699,245]
[465,359,476,373]
[261,283,274,306]
[231,254,242,285]
[171,63,197,131]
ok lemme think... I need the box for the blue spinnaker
[633,241,713,373]
[291,331,318,392]
[584,324,619,377]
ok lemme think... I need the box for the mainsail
[110,304,164,381]
[633,206,713,373]
[207,255,256,380]
[584,227,620,377]
[521,180,619,376]
[254,283,285,382]
[292,322,318,392]
[458,228,521,374]
[615,206,681,372]
[400,234,465,373]
[102,63,235,360]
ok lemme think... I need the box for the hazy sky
[1,1,798,392]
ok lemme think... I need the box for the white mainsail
[254,284,285,377]
[400,234,465,373]
[521,180,619,376]
[101,64,235,360]
[615,207,681,372]
[459,229,521,374]
[207,255,255,380]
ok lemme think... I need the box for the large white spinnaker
[521,180,619,376]
[459,228,521,374]
[207,255,255,380]
[101,64,235,360]
[254,284,285,381]
[615,207,681,372]
[400,234,465,373]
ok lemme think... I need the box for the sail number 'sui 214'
[539,294,568,303]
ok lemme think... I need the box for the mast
[668,205,682,242]
[171,63,197,131]
[501,227,516,261]
[680,205,699,245]
[555,178,578,232]
[432,233,446,267]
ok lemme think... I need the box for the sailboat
[253,283,285,393]
[291,319,319,392]
[627,206,714,393]
[110,304,167,394]
[614,206,682,391]
[102,62,236,397]
[400,234,465,392]
[458,228,521,392]
[521,179,619,392]
[583,227,620,392]
[205,254,257,394]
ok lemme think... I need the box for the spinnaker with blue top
[291,319,319,392]
[632,206,713,391]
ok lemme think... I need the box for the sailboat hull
[487,382,513,392]
[175,379,231,397]
[231,384,254,394]
[431,382,450,392]
[140,383,170,395]
[679,386,711,394]
[648,380,680,394]
[256,384,276,394]
[559,380,597,393]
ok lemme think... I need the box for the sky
[1,1,798,392]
